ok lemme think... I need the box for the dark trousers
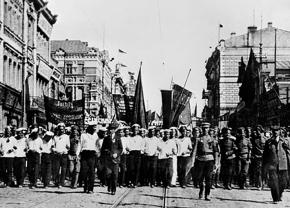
[128,150,141,185]
[41,153,52,187]
[145,156,157,186]
[27,151,40,186]
[107,163,119,192]
[156,159,162,186]
[252,158,263,187]
[96,157,106,186]
[140,154,147,185]
[196,160,214,196]
[119,154,127,186]
[14,157,26,186]
[81,150,96,192]
[237,158,250,188]
[54,154,68,186]
[1,157,14,186]
[268,169,288,202]
[177,156,191,187]
[160,158,173,187]
[221,158,234,187]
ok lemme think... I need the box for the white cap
[88,120,98,126]
[31,128,38,133]
[148,126,156,130]
[57,122,66,127]
[99,127,107,132]
[132,124,140,128]
[16,127,26,132]
[45,131,54,137]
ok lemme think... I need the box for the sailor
[52,123,70,188]
[118,126,129,187]
[41,131,54,188]
[80,121,99,193]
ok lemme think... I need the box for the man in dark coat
[263,126,289,204]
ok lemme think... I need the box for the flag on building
[132,68,147,128]
[118,49,127,54]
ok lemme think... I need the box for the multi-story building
[51,39,113,119]
[0,0,60,130]
[203,22,290,127]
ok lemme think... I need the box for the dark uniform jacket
[236,136,252,159]
[220,136,237,160]
[101,134,123,165]
[252,135,266,159]
[263,137,289,171]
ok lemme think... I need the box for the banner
[44,95,85,126]
[161,90,172,129]
[113,94,134,124]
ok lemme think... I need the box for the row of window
[4,1,23,38]
[3,55,22,91]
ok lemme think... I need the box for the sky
[48,0,290,116]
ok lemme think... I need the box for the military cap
[148,126,156,130]
[201,122,210,128]
[108,121,119,130]
[98,127,107,132]
[132,124,140,128]
[57,122,66,127]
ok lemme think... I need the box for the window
[66,64,72,74]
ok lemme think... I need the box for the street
[1,184,290,208]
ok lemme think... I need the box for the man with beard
[193,123,218,201]
[263,126,289,204]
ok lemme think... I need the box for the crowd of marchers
[0,121,289,204]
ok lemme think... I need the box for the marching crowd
[0,121,289,203]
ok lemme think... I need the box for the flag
[219,24,223,28]
[237,57,246,83]
[239,48,260,107]
[178,101,191,125]
[161,90,172,129]
[193,104,197,117]
[118,49,127,54]
[132,67,147,128]
[170,84,192,127]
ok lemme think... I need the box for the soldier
[236,127,252,189]
[41,131,54,188]
[219,127,237,190]
[80,121,99,193]
[144,126,159,187]
[177,126,192,188]
[102,122,123,195]
[263,126,289,204]
[0,126,17,187]
[193,122,218,201]
[251,125,266,190]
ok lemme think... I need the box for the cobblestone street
[1,184,290,208]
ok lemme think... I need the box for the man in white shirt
[52,123,70,188]
[119,126,129,187]
[157,129,177,188]
[14,128,28,187]
[177,126,192,188]
[144,126,159,187]
[41,131,54,188]
[27,127,43,188]
[127,124,143,187]
[0,126,17,187]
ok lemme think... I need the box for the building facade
[0,0,59,131]
[51,40,113,119]
[203,22,290,127]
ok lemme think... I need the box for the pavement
[1,184,290,208]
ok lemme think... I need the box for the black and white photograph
[1,0,290,207]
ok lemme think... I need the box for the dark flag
[237,57,246,83]
[239,48,260,107]
[132,65,147,128]
[118,49,127,54]
[161,90,172,129]
[170,84,192,127]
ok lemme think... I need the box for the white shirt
[127,135,144,151]
[177,137,192,157]
[144,136,159,156]
[42,139,54,154]
[53,134,70,154]
[158,139,177,159]
[121,136,129,154]
[27,137,43,154]
[14,137,27,157]
[80,133,99,152]
[0,136,17,157]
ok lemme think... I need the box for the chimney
[248,26,257,33]
[268,22,273,28]
[247,26,257,46]
[230,32,236,38]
